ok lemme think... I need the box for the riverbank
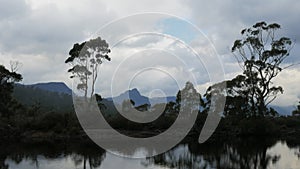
[1,115,300,145]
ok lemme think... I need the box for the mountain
[107,88,150,107]
[13,83,73,113]
[12,82,295,116]
[107,88,178,107]
[28,82,72,95]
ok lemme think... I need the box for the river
[1,138,300,169]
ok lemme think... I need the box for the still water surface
[2,139,300,169]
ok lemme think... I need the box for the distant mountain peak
[107,88,149,106]
[130,88,139,92]
[128,88,141,96]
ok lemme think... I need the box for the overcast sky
[0,0,299,107]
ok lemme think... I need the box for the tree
[292,101,300,116]
[204,75,251,118]
[231,21,292,116]
[65,37,111,98]
[164,101,177,115]
[175,81,203,115]
[0,64,22,117]
[9,61,22,73]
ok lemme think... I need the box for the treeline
[1,64,300,143]
[0,65,83,142]
[1,21,300,143]
[97,81,300,139]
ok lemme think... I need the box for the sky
[0,0,299,107]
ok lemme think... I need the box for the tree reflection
[0,142,106,169]
[286,139,300,159]
[1,138,300,169]
[145,138,281,169]
[70,143,106,169]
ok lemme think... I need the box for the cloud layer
[0,0,299,107]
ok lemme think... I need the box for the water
[1,139,300,169]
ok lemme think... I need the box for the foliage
[65,37,111,97]
[238,117,279,136]
[0,65,22,118]
[205,22,292,118]
[204,76,249,118]
[231,21,292,116]
[175,81,203,114]
[292,101,300,116]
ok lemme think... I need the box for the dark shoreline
[2,115,300,146]
[1,128,300,146]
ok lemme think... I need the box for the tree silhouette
[65,37,111,98]
[231,21,292,116]
[292,101,300,116]
[175,81,203,115]
[0,64,22,117]
[204,75,251,118]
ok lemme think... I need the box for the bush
[32,112,64,132]
[238,117,279,136]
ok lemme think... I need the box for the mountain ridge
[107,88,150,107]
[28,82,72,95]
[13,82,295,115]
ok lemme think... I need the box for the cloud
[273,68,300,106]
[0,0,29,20]
[0,0,117,88]
[0,0,116,55]
[94,34,212,97]
[185,0,300,58]
[0,0,299,107]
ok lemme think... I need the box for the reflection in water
[145,138,283,169]
[0,142,105,169]
[1,139,300,169]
